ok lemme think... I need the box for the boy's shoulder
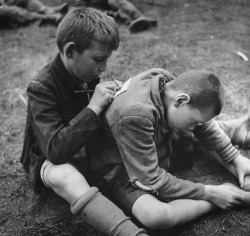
[28,54,63,90]
[33,62,52,81]
[27,59,56,94]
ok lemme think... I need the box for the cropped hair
[172,70,224,115]
[56,7,119,53]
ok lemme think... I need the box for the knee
[44,164,79,190]
[135,202,175,229]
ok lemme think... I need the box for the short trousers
[94,130,195,216]
[97,166,151,216]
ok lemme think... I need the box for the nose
[188,124,196,131]
[99,61,107,73]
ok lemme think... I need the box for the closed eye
[195,121,204,126]
[94,58,104,62]
[94,57,107,63]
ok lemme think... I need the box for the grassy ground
[0,0,250,235]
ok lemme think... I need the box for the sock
[70,187,148,236]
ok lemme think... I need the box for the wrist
[87,104,102,116]
[232,154,241,164]
[203,185,215,201]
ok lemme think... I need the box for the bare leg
[42,162,90,203]
[26,0,68,14]
[42,162,148,235]
[217,114,250,147]
[108,0,142,21]
[0,5,61,26]
[132,194,215,229]
[108,0,157,32]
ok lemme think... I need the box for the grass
[0,0,250,235]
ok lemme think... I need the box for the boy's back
[21,54,99,192]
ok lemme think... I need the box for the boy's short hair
[172,70,224,115]
[56,7,120,53]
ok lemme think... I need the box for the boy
[20,7,148,236]
[88,69,250,229]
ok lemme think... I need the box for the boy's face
[166,104,215,131]
[69,43,112,83]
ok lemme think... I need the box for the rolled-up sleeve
[112,115,205,202]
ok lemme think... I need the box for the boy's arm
[112,115,206,201]
[228,154,250,189]
[193,119,239,163]
[193,119,250,189]
[27,80,102,164]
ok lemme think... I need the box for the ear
[173,93,190,107]
[64,42,76,59]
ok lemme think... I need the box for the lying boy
[88,69,250,229]
[20,7,148,236]
[0,0,67,27]
[73,0,157,33]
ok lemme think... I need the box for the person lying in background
[72,0,157,33]
[0,0,67,27]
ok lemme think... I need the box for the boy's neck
[59,53,85,87]
[161,83,176,108]
[60,53,71,75]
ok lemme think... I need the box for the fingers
[95,81,120,105]
[113,80,123,90]
[100,80,121,93]
[209,184,245,210]
[237,171,245,188]
[224,184,244,208]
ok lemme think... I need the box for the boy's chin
[85,76,99,82]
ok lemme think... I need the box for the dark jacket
[20,53,102,193]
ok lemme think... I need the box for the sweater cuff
[84,107,102,123]
[216,143,240,164]
[196,184,206,200]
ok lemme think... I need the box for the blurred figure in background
[0,0,67,28]
[73,0,157,33]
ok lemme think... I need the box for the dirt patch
[0,0,250,235]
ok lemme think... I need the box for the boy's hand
[204,184,243,210]
[232,154,250,189]
[87,80,121,116]
[113,80,123,90]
